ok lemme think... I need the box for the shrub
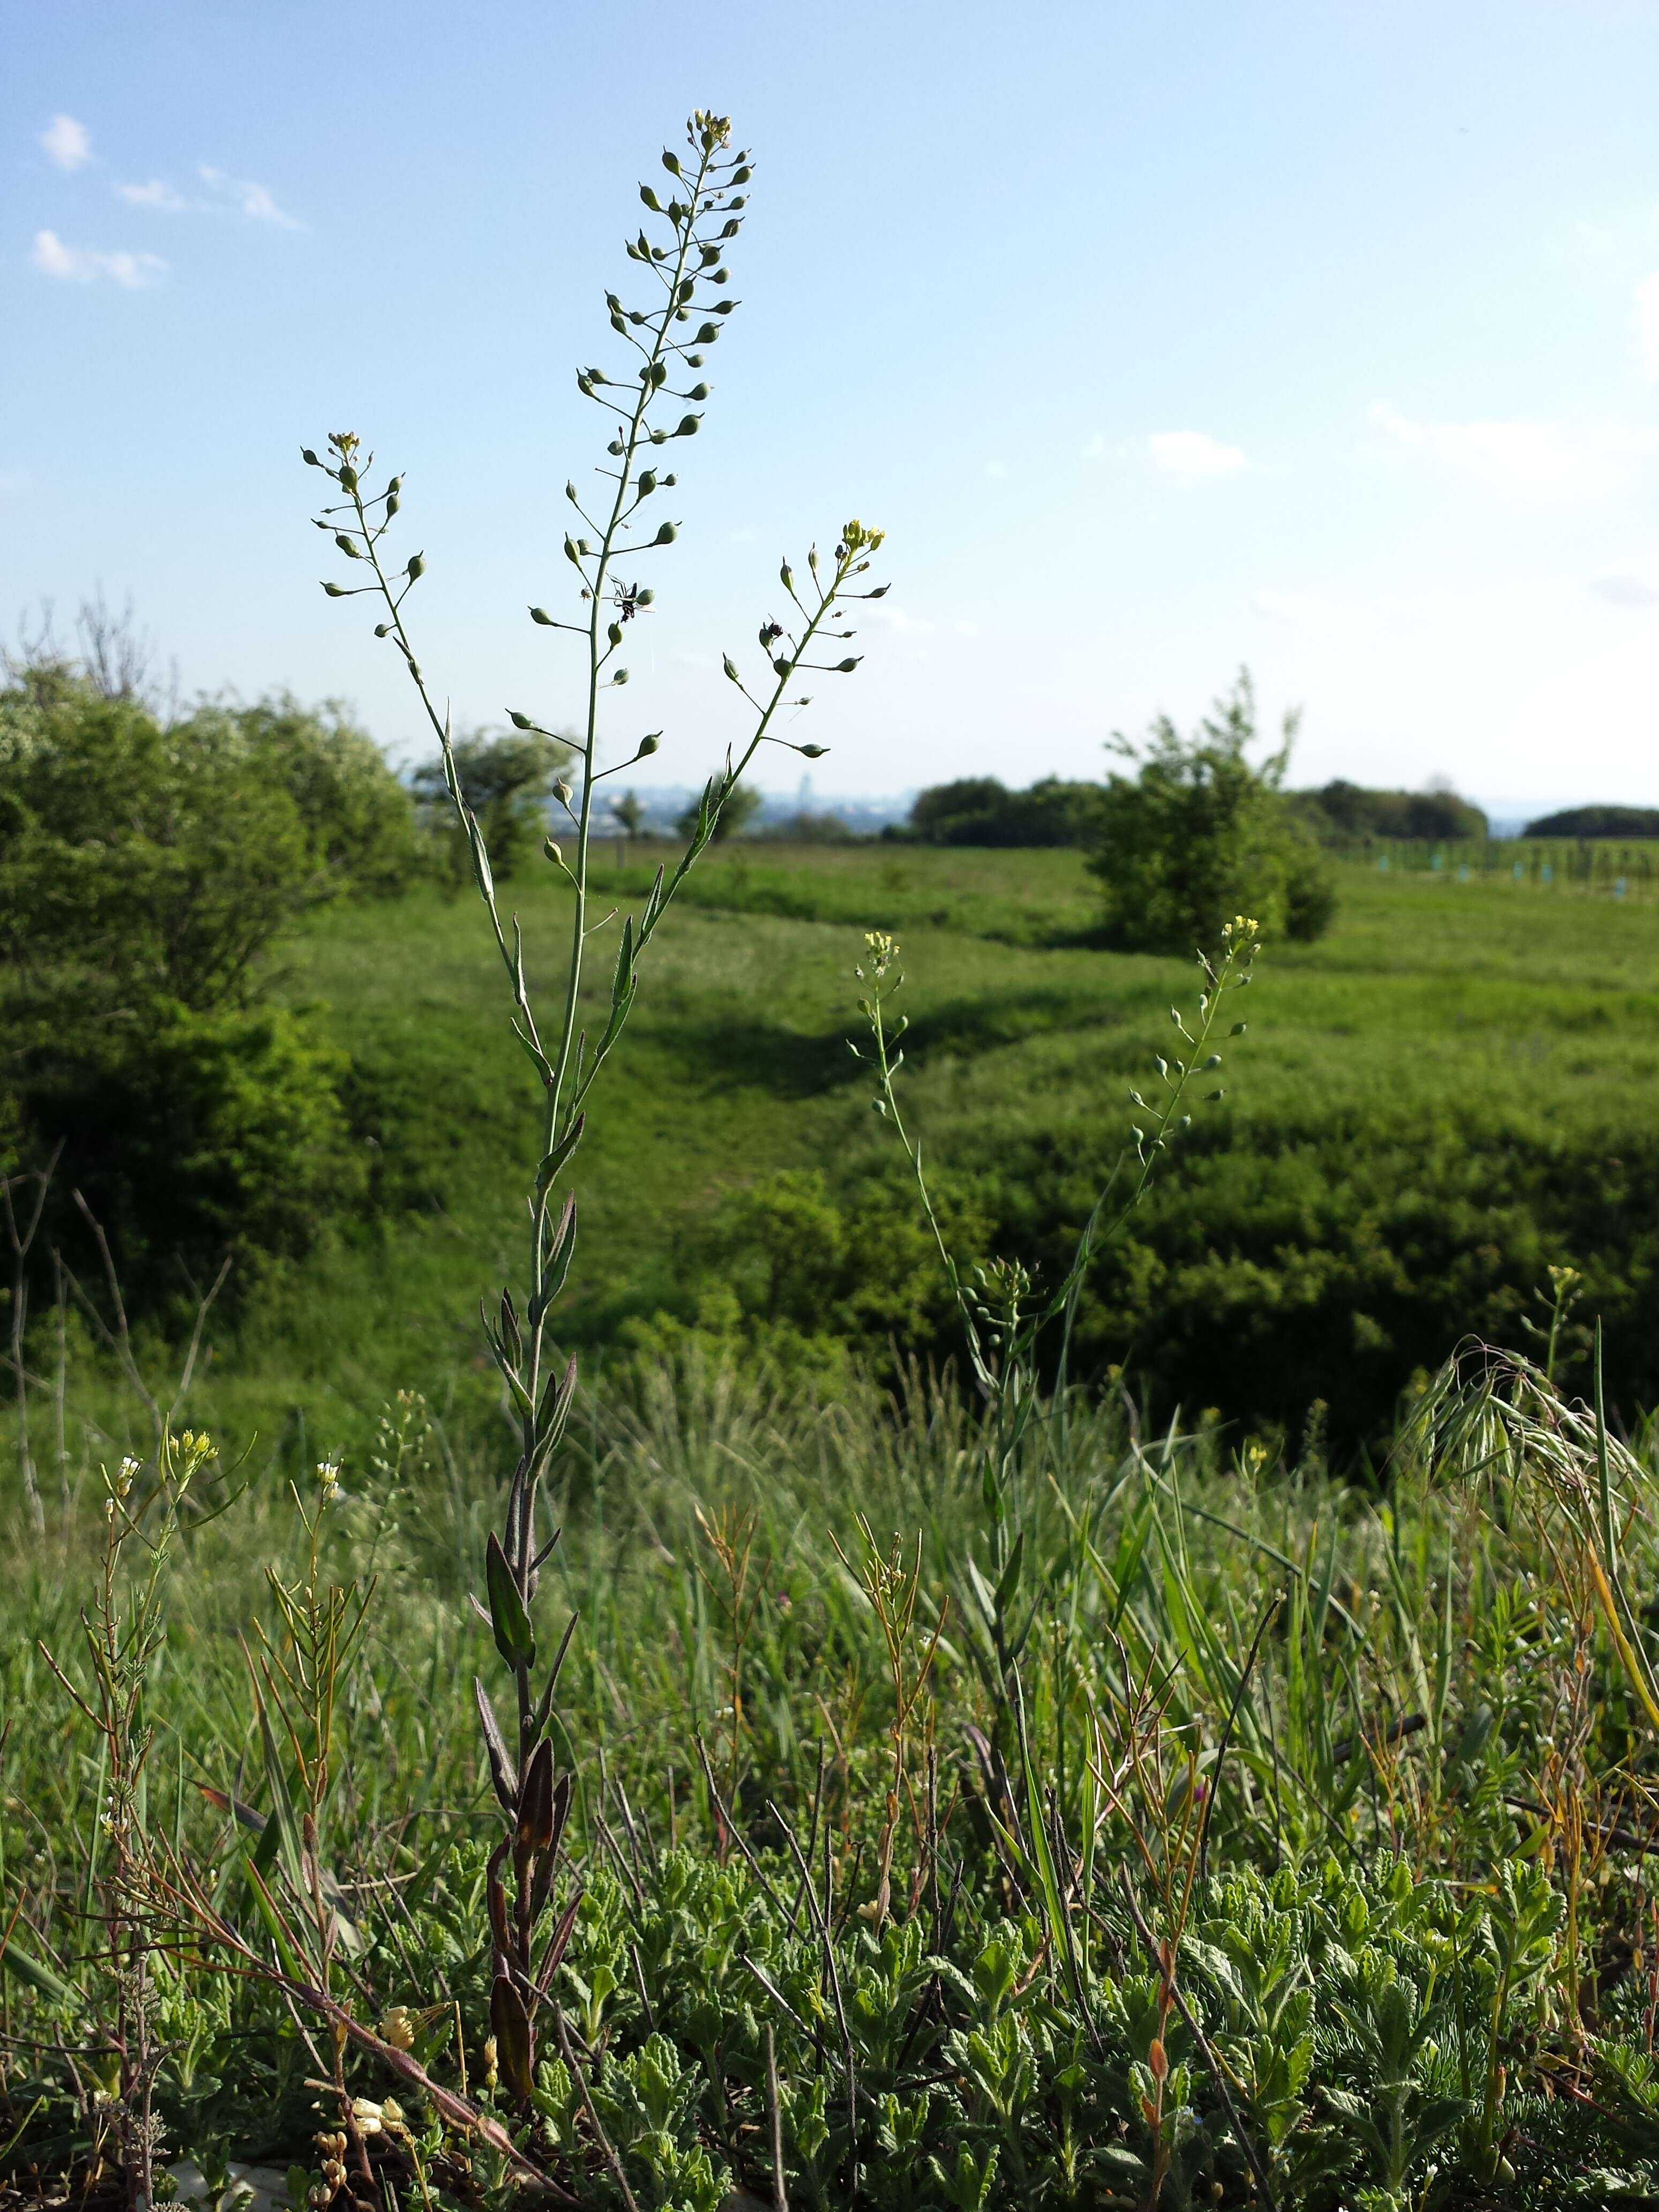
[0,669,410,1301]
[17,998,364,1311]
[1087,669,1335,953]
[677,780,761,841]
[412,726,573,879]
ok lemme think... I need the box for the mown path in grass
[176,843,1659,1458]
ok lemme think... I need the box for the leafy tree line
[1524,803,1659,838]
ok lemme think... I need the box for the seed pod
[373,623,391,638]
[687,383,709,400]
[301,446,321,466]
[654,520,677,544]
[334,533,360,558]
[662,150,681,175]
[608,622,623,647]
[799,743,827,759]
[640,184,662,211]
[638,469,657,493]
[508,709,536,730]
[636,733,660,756]
[406,552,425,580]
[723,655,741,682]
[544,836,562,865]
[321,581,347,596]
[834,657,860,672]
[674,415,700,437]
[529,606,554,625]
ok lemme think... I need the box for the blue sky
[6,0,1659,806]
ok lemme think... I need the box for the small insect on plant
[303,110,886,2113]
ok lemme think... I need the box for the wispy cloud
[111,164,302,228]
[1147,430,1247,482]
[1366,400,1659,495]
[197,165,301,227]
[39,114,92,172]
[116,178,191,212]
[1635,273,1659,381]
[1593,573,1659,607]
[33,229,166,289]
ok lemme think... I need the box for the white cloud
[40,114,92,171]
[116,178,190,212]
[32,229,166,289]
[1366,400,1659,495]
[1147,430,1247,482]
[198,165,301,228]
[1635,273,1659,380]
[1593,574,1659,607]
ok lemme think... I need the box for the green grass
[58,839,1659,1462]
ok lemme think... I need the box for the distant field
[132,839,1659,1459]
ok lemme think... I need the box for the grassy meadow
[12,838,1659,2208]
[100,835,1659,1467]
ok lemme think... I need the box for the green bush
[19,999,364,1311]
[1525,803,1659,839]
[414,727,574,880]
[1087,671,1335,953]
[0,668,410,1302]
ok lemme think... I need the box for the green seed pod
[320,580,347,596]
[687,383,709,401]
[529,607,554,625]
[301,446,321,466]
[654,520,677,544]
[636,587,655,607]
[636,733,660,756]
[544,836,562,865]
[406,552,425,580]
[772,654,792,676]
[674,415,700,437]
[508,710,536,730]
[722,655,741,682]
[695,323,719,343]
[638,469,657,494]
[334,533,360,558]
[612,668,629,685]
[731,167,751,185]
[662,150,681,174]
[834,657,860,672]
[339,465,357,493]
[799,743,827,759]
[373,622,391,638]
[608,622,623,647]
[640,184,661,211]
[385,493,399,518]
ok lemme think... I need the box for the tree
[907,775,1101,847]
[1086,670,1335,954]
[676,780,761,842]
[412,727,573,878]
[1523,804,1659,839]
[1296,780,1488,843]
[609,789,647,863]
